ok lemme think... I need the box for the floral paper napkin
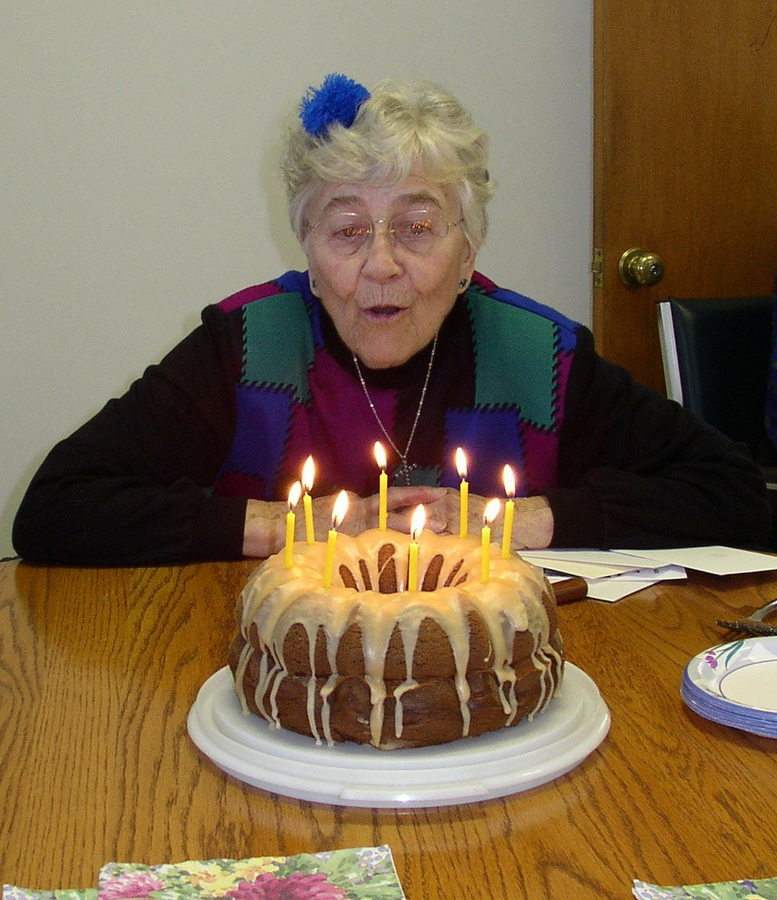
[3,846,405,900]
[633,876,777,899]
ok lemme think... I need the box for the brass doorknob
[618,248,665,286]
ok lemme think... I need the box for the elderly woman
[13,75,771,565]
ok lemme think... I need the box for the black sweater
[13,295,772,564]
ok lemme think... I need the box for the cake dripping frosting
[234,528,561,749]
[394,622,420,738]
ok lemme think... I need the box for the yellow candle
[455,447,469,537]
[284,481,302,568]
[481,522,491,583]
[374,442,388,530]
[408,540,419,591]
[501,499,515,559]
[322,528,337,588]
[379,471,388,530]
[303,493,314,544]
[501,464,517,559]
[322,490,348,588]
[481,498,501,583]
[301,455,316,543]
[408,504,425,591]
[285,510,296,568]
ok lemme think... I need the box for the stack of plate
[681,635,777,738]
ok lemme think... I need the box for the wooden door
[594,0,777,394]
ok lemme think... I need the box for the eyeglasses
[307,209,463,257]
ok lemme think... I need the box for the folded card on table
[525,546,777,577]
[528,549,687,602]
[616,546,777,576]
[522,549,664,579]
[526,545,777,603]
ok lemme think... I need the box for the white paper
[535,560,640,579]
[545,564,685,603]
[584,580,659,602]
[522,549,685,584]
[592,564,686,583]
[614,546,777,576]
[521,554,643,580]
[522,549,664,569]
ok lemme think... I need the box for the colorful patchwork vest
[213,270,579,500]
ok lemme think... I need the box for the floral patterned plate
[681,679,777,738]
[681,636,777,737]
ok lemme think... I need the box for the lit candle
[301,455,316,544]
[408,504,425,592]
[284,481,302,568]
[481,498,501,583]
[501,464,517,559]
[374,441,388,530]
[455,447,469,537]
[323,490,349,588]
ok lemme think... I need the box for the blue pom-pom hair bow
[299,73,371,138]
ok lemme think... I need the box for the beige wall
[1,1,592,557]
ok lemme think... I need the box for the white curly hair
[281,78,495,253]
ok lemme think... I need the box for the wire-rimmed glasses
[307,209,463,257]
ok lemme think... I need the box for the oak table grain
[1,558,776,898]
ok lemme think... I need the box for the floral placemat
[3,846,405,900]
[3,894,96,900]
[633,876,777,899]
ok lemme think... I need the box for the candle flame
[287,480,302,509]
[410,504,426,541]
[331,490,349,529]
[502,464,516,498]
[301,455,315,492]
[483,497,501,525]
[455,447,468,479]
[374,441,387,470]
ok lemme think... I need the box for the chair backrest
[657,296,773,453]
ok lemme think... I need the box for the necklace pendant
[352,333,438,490]
[392,460,418,486]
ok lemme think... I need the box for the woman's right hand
[242,485,449,557]
[422,488,554,549]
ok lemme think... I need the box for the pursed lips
[360,304,409,319]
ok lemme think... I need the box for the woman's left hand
[423,488,554,549]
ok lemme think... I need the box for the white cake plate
[187,664,610,808]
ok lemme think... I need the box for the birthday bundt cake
[228,529,564,750]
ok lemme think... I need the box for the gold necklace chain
[352,333,438,486]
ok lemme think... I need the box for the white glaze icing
[234,528,562,748]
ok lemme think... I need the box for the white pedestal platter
[188,663,610,808]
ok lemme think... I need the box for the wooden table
[1,558,776,898]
